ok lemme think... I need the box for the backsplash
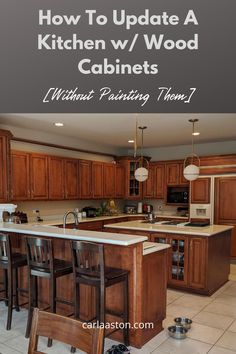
[16,199,126,222]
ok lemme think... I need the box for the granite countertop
[104,220,234,237]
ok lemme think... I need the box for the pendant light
[134,126,149,182]
[183,119,200,181]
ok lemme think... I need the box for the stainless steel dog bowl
[174,317,192,329]
[168,325,188,339]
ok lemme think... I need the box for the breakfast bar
[0,222,169,348]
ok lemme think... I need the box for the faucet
[63,211,79,229]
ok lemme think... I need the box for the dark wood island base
[1,231,168,349]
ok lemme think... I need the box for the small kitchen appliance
[82,207,97,218]
[142,203,153,214]
[0,204,17,222]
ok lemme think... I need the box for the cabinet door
[179,163,189,185]
[30,154,49,200]
[166,163,179,185]
[115,164,125,198]
[48,157,65,200]
[64,159,79,199]
[168,235,189,286]
[191,178,211,203]
[214,177,236,257]
[0,133,11,202]
[143,164,155,198]
[79,160,92,199]
[103,163,115,198]
[128,160,142,199]
[189,237,206,289]
[92,161,103,198]
[155,164,165,198]
[11,151,30,200]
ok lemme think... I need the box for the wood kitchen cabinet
[12,152,49,200]
[79,160,92,199]
[151,233,189,286]
[0,130,12,202]
[92,161,103,198]
[103,163,115,198]
[191,177,211,204]
[11,151,30,200]
[155,164,165,198]
[48,156,65,200]
[116,157,143,199]
[214,177,236,257]
[188,237,206,289]
[166,162,189,186]
[115,163,125,198]
[64,158,79,199]
[143,163,155,198]
[30,153,49,200]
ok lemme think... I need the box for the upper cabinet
[11,151,30,200]
[64,159,79,199]
[191,178,211,204]
[166,162,189,186]
[115,163,125,198]
[103,163,115,198]
[143,164,155,198]
[79,160,92,199]
[11,151,49,201]
[155,164,166,199]
[48,156,65,200]
[0,130,12,202]
[92,161,103,198]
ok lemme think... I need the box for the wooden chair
[71,240,129,346]
[25,236,73,343]
[27,308,104,354]
[0,232,27,330]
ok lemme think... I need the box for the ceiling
[0,113,236,149]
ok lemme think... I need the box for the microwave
[167,186,189,204]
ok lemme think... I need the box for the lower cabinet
[188,237,206,289]
[151,233,189,287]
[151,233,209,293]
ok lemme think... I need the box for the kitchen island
[0,222,169,348]
[104,221,233,295]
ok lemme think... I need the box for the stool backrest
[28,308,104,354]
[25,237,53,272]
[0,233,11,263]
[71,241,104,280]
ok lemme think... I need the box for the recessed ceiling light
[54,122,64,127]
[128,139,135,143]
[192,132,200,136]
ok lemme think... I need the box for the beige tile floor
[1,274,236,353]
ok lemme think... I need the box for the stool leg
[4,270,8,306]
[25,274,36,338]
[14,268,20,312]
[100,283,105,325]
[123,276,129,346]
[47,276,56,347]
[74,282,80,319]
[6,268,13,330]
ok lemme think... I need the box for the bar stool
[0,232,27,330]
[71,241,129,346]
[25,236,73,344]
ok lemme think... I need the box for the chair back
[71,241,104,280]
[25,237,53,273]
[0,233,11,263]
[27,308,104,354]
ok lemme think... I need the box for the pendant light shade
[134,166,149,182]
[183,119,200,181]
[134,125,149,182]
